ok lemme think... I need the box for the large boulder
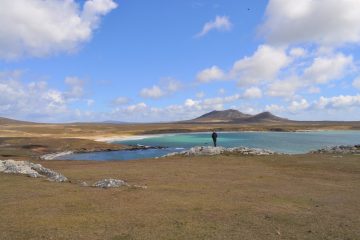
[0,160,68,182]
[92,179,129,188]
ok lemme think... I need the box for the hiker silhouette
[211,131,218,147]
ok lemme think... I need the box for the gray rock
[0,160,68,182]
[310,145,360,154]
[92,179,129,188]
[162,146,277,157]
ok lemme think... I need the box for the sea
[56,131,360,161]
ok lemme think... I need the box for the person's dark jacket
[212,132,217,140]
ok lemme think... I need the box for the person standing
[211,130,218,147]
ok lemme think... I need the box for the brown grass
[1,154,360,240]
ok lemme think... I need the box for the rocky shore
[310,145,360,154]
[162,146,277,157]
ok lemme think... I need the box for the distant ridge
[0,117,34,125]
[194,109,251,122]
[190,109,289,123]
[238,111,289,123]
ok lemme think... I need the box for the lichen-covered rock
[92,179,129,188]
[0,160,68,182]
[162,146,276,157]
[30,163,68,182]
[310,145,360,154]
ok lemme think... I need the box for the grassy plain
[0,121,360,239]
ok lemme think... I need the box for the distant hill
[237,111,289,123]
[194,109,251,123]
[190,110,289,123]
[0,117,34,125]
[101,120,135,125]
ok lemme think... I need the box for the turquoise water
[57,131,360,161]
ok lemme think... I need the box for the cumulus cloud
[140,86,165,99]
[140,78,183,99]
[315,95,360,109]
[289,47,307,58]
[288,99,310,112]
[266,77,303,98]
[230,45,290,86]
[243,87,262,99]
[303,53,353,84]
[0,71,89,121]
[0,0,117,59]
[196,66,226,83]
[196,16,232,37]
[261,0,360,46]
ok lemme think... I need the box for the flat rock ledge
[0,159,68,182]
[162,146,276,157]
[310,145,360,154]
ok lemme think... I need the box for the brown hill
[0,117,34,125]
[236,111,289,123]
[193,109,251,123]
[190,110,289,123]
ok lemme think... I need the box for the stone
[0,159,68,182]
[92,179,129,188]
[310,145,360,154]
[162,146,277,158]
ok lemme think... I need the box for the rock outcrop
[0,159,68,182]
[162,146,276,157]
[92,179,129,188]
[310,145,360,154]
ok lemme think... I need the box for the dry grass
[1,154,360,240]
[0,121,359,140]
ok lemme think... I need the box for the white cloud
[196,66,226,83]
[0,71,90,121]
[267,77,303,98]
[243,87,262,99]
[0,0,117,59]
[140,86,165,99]
[124,102,147,113]
[218,88,226,95]
[308,86,321,94]
[315,95,360,109]
[289,47,307,58]
[140,78,183,99]
[288,99,310,112]
[303,53,353,84]
[262,0,360,46]
[230,45,290,86]
[352,77,360,89]
[196,16,232,37]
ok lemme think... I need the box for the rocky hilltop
[189,109,289,123]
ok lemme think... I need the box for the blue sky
[0,0,360,122]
